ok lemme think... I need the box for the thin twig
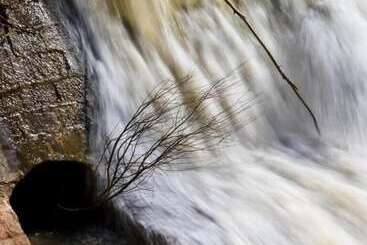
[224,0,320,134]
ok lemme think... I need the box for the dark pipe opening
[10,160,170,244]
[9,160,102,233]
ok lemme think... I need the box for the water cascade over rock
[53,0,367,244]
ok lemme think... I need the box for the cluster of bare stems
[94,76,251,204]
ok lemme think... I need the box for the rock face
[0,202,30,245]
[0,0,89,243]
[0,148,29,245]
[0,0,88,168]
[0,188,30,245]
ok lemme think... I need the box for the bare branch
[94,77,253,203]
[224,0,320,135]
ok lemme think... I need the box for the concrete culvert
[9,160,101,233]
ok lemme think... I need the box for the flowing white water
[65,0,367,244]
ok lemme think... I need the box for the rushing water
[60,0,367,244]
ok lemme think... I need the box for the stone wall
[0,0,89,243]
[0,0,88,169]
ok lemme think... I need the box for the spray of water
[60,0,367,244]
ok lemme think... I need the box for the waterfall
[60,0,367,244]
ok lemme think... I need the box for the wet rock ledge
[0,0,88,243]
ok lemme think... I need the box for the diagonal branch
[224,0,320,134]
